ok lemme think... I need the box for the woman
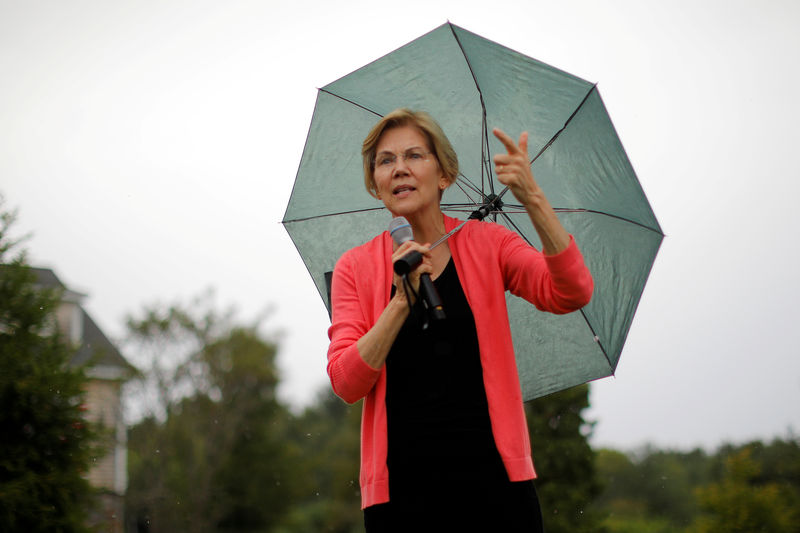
[327,109,593,531]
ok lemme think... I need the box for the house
[33,268,135,533]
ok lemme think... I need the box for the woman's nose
[392,156,410,175]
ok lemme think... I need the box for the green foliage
[638,449,702,524]
[277,390,363,533]
[689,446,800,533]
[596,446,707,531]
[125,300,301,533]
[595,449,645,518]
[124,295,616,532]
[526,384,606,533]
[117,246,800,532]
[595,437,800,533]
[124,294,372,532]
[601,514,676,533]
[0,196,96,532]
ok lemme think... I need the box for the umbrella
[282,22,663,401]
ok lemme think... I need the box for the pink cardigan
[327,214,593,509]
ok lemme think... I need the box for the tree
[635,448,702,526]
[526,384,606,533]
[0,196,96,532]
[744,436,800,490]
[278,389,363,533]
[124,297,301,532]
[595,446,709,532]
[689,446,800,533]
[594,448,646,516]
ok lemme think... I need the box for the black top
[385,258,507,492]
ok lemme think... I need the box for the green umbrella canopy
[283,22,663,400]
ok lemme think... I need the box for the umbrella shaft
[430,221,467,250]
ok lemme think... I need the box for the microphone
[388,217,446,321]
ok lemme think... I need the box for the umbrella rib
[557,209,664,235]
[579,308,615,373]
[530,83,598,165]
[497,211,534,245]
[442,204,484,214]
[455,173,483,197]
[318,88,383,118]
[498,205,665,236]
[448,23,494,198]
[443,202,483,209]
[452,185,480,205]
[282,206,386,224]
[483,118,495,196]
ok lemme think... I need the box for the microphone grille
[388,216,414,244]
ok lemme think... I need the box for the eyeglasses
[374,148,433,172]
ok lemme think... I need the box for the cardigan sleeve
[497,227,593,314]
[326,250,382,404]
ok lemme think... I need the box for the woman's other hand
[391,240,432,305]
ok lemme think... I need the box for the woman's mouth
[393,185,416,197]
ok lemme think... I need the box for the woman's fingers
[493,128,530,177]
[391,240,430,262]
[491,128,541,206]
[391,241,432,301]
[416,253,433,276]
[493,128,529,155]
[493,127,519,154]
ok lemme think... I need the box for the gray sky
[2,0,799,451]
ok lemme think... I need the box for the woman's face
[373,125,448,219]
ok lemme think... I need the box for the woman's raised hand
[492,127,570,255]
[492,127,542,206]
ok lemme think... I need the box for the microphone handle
[419,273,446,320]
[394,250,423,275]
[391,246,446,321]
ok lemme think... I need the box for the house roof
[72,307,134,373]
[30,267,136,378]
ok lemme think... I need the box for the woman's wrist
[388,291,412,318]
[523,195,570,255]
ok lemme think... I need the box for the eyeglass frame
[373,148,435,173]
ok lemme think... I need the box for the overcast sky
[2,0,799,451]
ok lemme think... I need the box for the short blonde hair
[362,108,459,198]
